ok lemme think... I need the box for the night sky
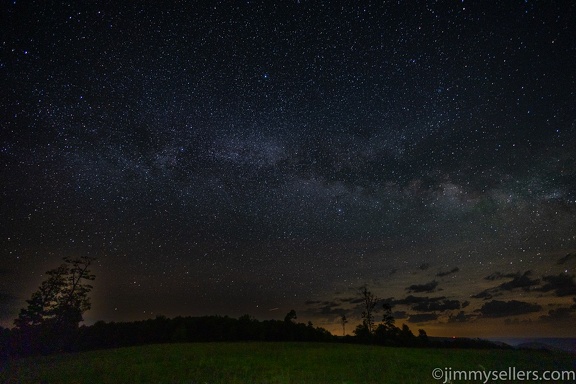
[2,1,576,338]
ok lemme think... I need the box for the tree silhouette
[284,309,297,323]
[399,324,415,342]
[418,329,428,344]
[358,284,378,334]
[340,314,348,336]
[381,302,395,330]
[14,256,96,353]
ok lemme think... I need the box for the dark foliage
[357,284,378,335]
[1,313,334,359]
[11,256,95,356]
[0,312,510,360]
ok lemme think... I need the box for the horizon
[6,309,576,343]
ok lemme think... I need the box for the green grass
[1,342,574,383]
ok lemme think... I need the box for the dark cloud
[472,271,539,301]
[391,295,446,305]
[484,272,517,281]
[448,311,476,323]
[471,290,493,300]
[461,301,470,308]
[539,274,576,297]
[318,305,346,316]
[557,253,576,265]
[392,311,408,320]
[305,299,347,316]
[539,307,576,322]
[407,313,438,323]
[338,297,356,303]
[436,267,460,277]
[478,300,542,318]
[388,295,460,314]
[497,271,539,291]
[406,280,438,293]
[412,299,461,312]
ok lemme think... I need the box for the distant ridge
[516,342,563,352]
[489,338,576,353]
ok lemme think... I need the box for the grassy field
[1,342,574,383]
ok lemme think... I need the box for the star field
[1,1,575,337]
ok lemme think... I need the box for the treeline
[0,314,333,358]
[79,314,334,349]
[0,313,508,360]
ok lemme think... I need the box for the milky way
[1,1,575,336]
